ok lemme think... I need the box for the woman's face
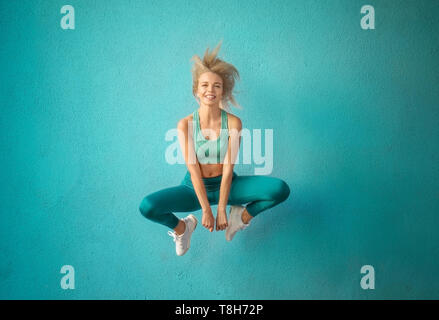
[196,72,223,106]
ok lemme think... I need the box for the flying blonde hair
[191,40,242,111]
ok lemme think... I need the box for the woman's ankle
[241,208,253,224]
[174,220,186,235]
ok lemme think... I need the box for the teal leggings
[139,171,291,229]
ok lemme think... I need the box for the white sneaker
[225,206,250,241]
[168,214,197,256]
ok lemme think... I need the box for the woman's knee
[139,196,157,220]
[274,179,291,203]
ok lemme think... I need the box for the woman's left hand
[216,208,228,231]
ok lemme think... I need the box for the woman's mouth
[205,95,216,100]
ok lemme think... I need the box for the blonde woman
[139,41,290,256]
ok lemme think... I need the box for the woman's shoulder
[225,111,242,129]
[177,113,195,129]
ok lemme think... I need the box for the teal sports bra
[193,109,229,164]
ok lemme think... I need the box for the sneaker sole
[182,214,197,255]
[226,206,244,241]
[187,214,198,231]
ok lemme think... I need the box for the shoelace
[168,231,184,249]
[238,222,250,232]
[228,208,250,231]
[229,219,249,232]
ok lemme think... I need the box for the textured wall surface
[1,0,438,299]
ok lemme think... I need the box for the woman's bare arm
[177,117,215,231]
[216,115,242,230]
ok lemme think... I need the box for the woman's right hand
[201,207,215,232]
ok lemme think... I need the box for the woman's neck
[198,104,221,123]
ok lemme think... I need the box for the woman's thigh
[228,175,290,205]
[142,185,202,213]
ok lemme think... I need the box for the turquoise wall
[1,0,438,299]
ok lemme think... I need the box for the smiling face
[196,72,224,106]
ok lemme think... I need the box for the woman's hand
[202,207,215,232]
[216,207,228,231]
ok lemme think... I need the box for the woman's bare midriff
[199,163,223,178]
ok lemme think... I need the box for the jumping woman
[139,41,291,256]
